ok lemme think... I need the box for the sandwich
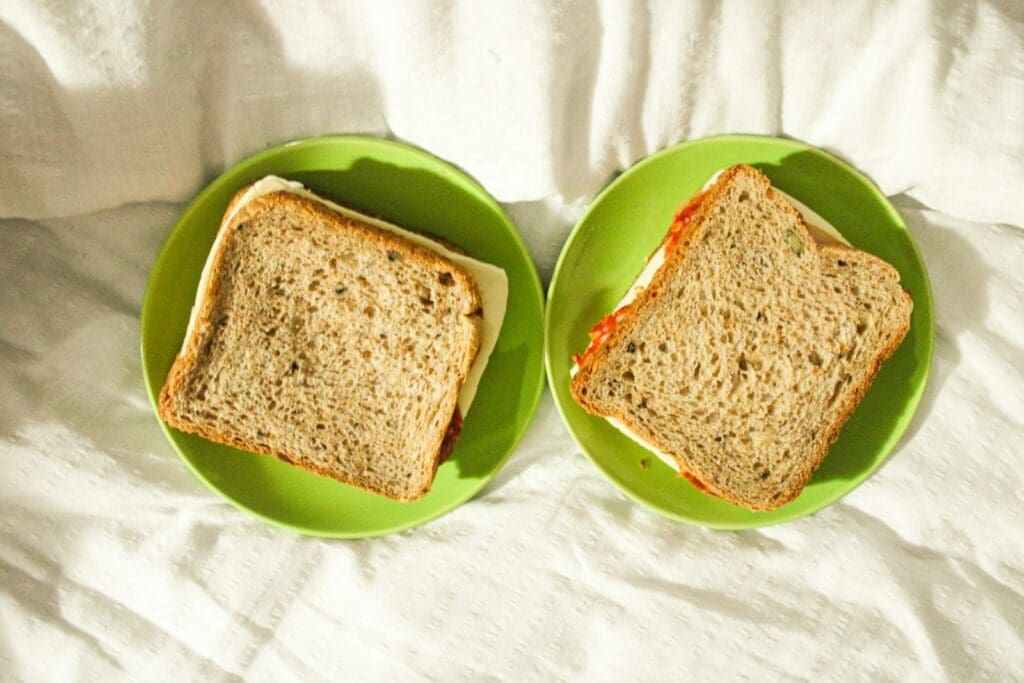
[159,176,508,501]
[570,165,912,511]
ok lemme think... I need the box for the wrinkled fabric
[1,1,1022,680]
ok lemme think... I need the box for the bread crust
[571,165,912,510]
[158,185,481,501]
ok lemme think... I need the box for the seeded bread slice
[571,165,912,511]
[159,189,482,501]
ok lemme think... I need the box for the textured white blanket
[2,1,1022,680]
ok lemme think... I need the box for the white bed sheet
[1,1,1022,679]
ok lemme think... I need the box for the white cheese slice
[573,171,849,470]
[181,175,508,417]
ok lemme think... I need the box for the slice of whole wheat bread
[159,189,482,501]
[570,165,912,511]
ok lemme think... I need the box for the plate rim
[544,133,935,529]
[141,134,546,538]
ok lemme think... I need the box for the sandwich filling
[572,171,850,477]
[182,175,509,419]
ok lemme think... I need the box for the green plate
[545,134,934,529]
[141,136,545,538]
